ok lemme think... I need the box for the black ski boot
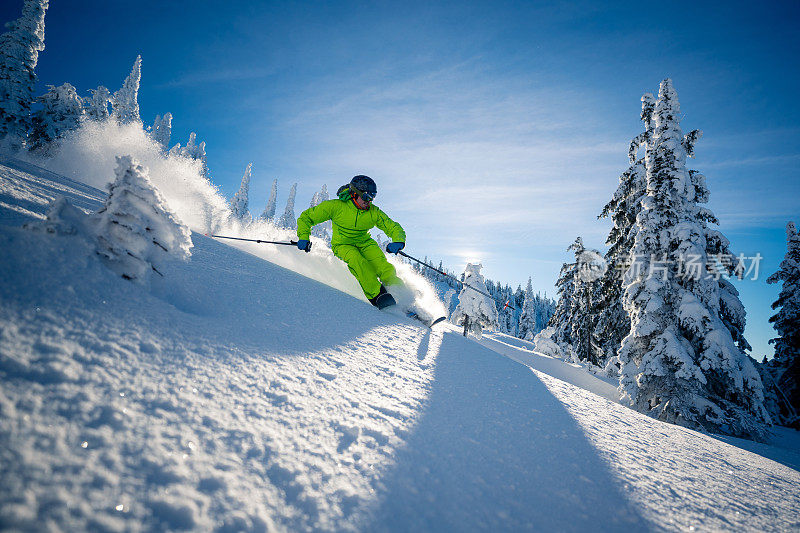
[369,285,396,309]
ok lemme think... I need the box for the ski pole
[397,251,519,310]
[204,234,306,249]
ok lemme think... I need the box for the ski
[428,316,447,327]
[406,310,447,329]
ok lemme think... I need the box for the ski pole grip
[291,240,312,252]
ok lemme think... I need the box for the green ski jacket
[297,198,406,247]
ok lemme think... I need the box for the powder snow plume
[24,119,446,314]
[23,120,230,233]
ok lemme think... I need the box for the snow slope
[1,160,799,532]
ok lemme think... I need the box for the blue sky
[4,0,798,356]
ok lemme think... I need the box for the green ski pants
[332,240,403,299]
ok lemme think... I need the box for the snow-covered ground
[1,159,799,531]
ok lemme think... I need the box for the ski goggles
[353,189,375,202]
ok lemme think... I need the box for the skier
[296,175,406,308]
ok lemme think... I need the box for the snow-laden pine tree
[28,83,84,153]
[534,293,556,334]
[150,112,172,150]
[451,263,498,338]
[94,155,192,282]
[259,178,278,221]
[765,222,800,425]
[518,278,537,341]
[594,94,654,362]
[0,0,48,150]
[85,86,110,121]
[229,163,252,221]
[111,55,141,124]
[276,183,297,230]
[550,237,601,364]
[618,79,769,439]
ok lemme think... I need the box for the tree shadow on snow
[360,331,653,532]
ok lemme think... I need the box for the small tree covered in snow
[229,163,252,221]
[618,79,769,440]
[0,0,48,150]
[550,237,601,364]
[111,55,141,124]
[276,182,297,230]
[259,178,278,221]
[94,155,192,282]
[171,132,210,179]
[28,83,84,153]
[518,277,537,341]
[150,112,172,150]
[765,222,800,425]
[452,263,498,338]
[85,85,110,121]
[310,184,331,240]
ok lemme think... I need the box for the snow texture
[1,160,799,531]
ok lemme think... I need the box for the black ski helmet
[349,175,377,202]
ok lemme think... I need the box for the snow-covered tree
[518,278,537,341]
[94,155,192,282]
[229,163,252,221]
[765,221,800,425]
[28,82,84,153]
[618,79,769,440]
[85,85,110,121]
[550,237,601,365]
[0,0,48,150]
[594,94,653,362]
[310,184,331,240]
[276,183,297,230]
[150,112,172,150]
[451,263,498,338]
[111,55,141,124]
[172,131,210,179]
[259,178,278,221]
[495,284,517,336]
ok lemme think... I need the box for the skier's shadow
[415,329,432,361]
[360,330,652,532]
